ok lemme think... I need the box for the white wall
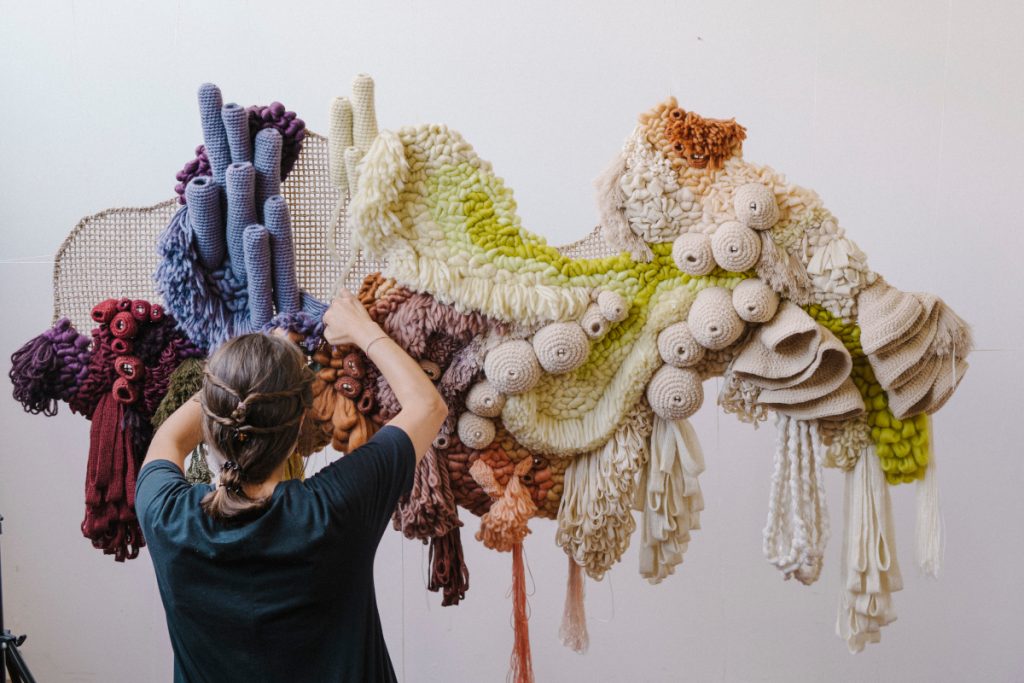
[2,1,1022,681]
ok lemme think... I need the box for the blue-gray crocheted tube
[254,128,282,217]
[225,162,256,282]
[221,102,252,165]
[185,176,224,270]
[263,195,300,314]
[198,84,231,184]
[243,225,273,329]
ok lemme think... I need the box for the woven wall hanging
[9,75,971,679]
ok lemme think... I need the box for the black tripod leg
[5,643,37,683]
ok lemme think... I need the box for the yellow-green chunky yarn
[805,304,930,484]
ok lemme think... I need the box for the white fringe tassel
[836,447,903,652]
[915,426,943,578]
[762,415,829,585]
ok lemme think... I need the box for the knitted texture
[672,232,715,275]
[657,322,704,368]
[645,365,704,420]
[710,221,761,272]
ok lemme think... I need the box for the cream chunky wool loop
[657,322,704,368]
[687,287,746,350]
[532,322,590,374]
[596,290,629,322]
[733,182,779,231]
[732,278,779,323]
[484,339,542,394]
[671,232,715,275]
[465,380,506,418]
[458,411,496,449]
[646,365,704,420]
[580,303,609,339]
[710,221,761,272]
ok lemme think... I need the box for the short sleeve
[305,425,416,535]
[135,460,192,537]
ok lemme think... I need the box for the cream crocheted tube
[732,278,779,323]
[580,303,609,339]
[457,411,496,449]
[484,339,542,394]
[657,322,705,368]
[646,365,704,420]
[597,290,629,322]
[711,221,761,272]
[687,287,746,350]
[532,322,590,374]
[672,232,715,275]
[733,182,779,231]
[465,380,505,418]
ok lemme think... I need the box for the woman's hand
[323,289,382,348]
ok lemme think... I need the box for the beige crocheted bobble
[597,290,629,322]
[672,232,716,276]
[458,411,496,449]
[732,278,779,323]
[580,303,609,339]
[711,221,761,272]
[466,380,506,418]
[687,287,746,350]
[646,365,704,420]
[533,322,590,374]
[657,322,705,368]
[733,182,780,231]
[484,339,542,394]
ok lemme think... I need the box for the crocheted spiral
[711,221,761,272]
[657,322,705,368]
[466,381,505,418]
[687,287,746,350]
[580,303,609,339]
[484,340,542,394]
[646,365,704,420]
[732,278,779,323]
[532,322,590,374]
[596,290,629,322]
[733,182,779,231]
[458,412,497,449]
[672,232,715,275]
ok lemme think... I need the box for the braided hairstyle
[199,334,313,522]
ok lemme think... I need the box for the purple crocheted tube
[9,318,92,415]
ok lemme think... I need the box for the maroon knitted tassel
[428,527,470,606]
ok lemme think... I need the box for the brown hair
[198,333,313,523]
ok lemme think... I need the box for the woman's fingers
[185,176,225,270]
[198,83,231,184]
[243,225,274,330]
[262,195,300,314]
[225,162,257,282]
[254,128,282,218]
[221,102,253,165]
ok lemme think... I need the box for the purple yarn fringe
[264,310,325,353]
[9,318,91,415]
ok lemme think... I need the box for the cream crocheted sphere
[733,182,780,231]
[688,286,746,350]
[580,303,609,339]
[646,365,704,420]
[532,322,590,374]
[466,380,506,418]
[458,412,496,449]
[672,232,715,275]
[732,278,780,323]
[484,339,542,394]
[711,221,761,272]
[657,322,705,368]
[597,290,629,322]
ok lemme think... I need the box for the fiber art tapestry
[9,75,972,675]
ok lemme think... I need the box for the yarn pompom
[672,232,715,275]
[687,287,746,350]
[657,322,705,368]
[466,380,506,418]
[732,278,779,323]
[532,322,590,374]
[711,221,761,272]
[484,340,542,394]
[646,365,704,420]
[733,182,779,231]
[597,290,629,322]
[458,412,496,449]
[580,303,609,339]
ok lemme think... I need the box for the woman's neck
[242,457,290,499]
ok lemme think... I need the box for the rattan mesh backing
[53,131,617,333]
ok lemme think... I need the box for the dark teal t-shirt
[136,425,416,683]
